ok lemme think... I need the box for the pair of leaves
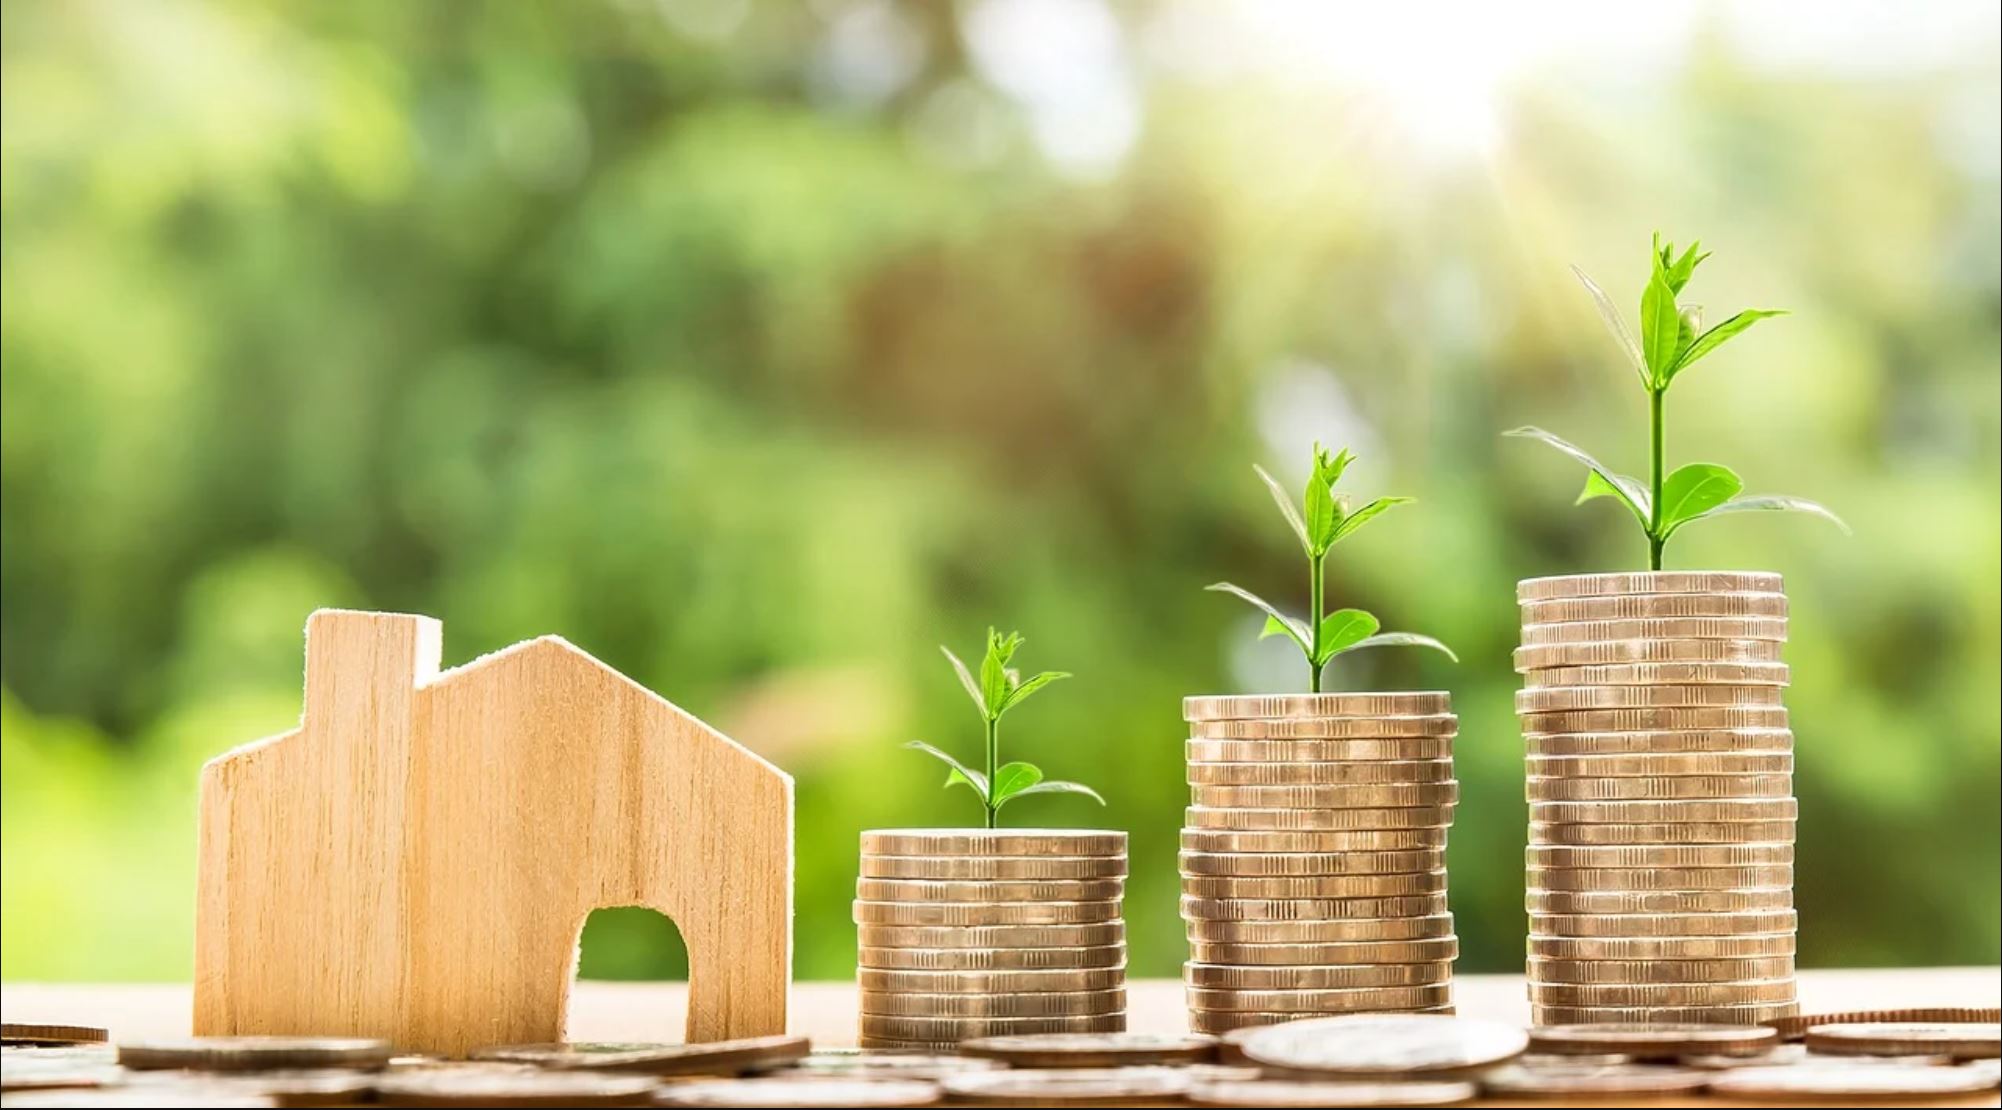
[1205,583,1459,669]
[903,743,1105,811]
[1256,445,1411,559]
[1578,236,1783,393]
[942,629,1069,723]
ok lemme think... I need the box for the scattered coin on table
[1529,1021,1780,1058]
[1234,1014,1528,1077]
[941,1065,1192,1105]
[0,1045,120,1092]
[1707,1061,2000,1101]
[1479,1062,1712,1097]
[1185,1077,1481,1106]
[1804,1022,2002,1060]
[959,1032,1218,1068]
[117,1036,394,1072]
[0,1025,110,1048]
[1765,1007,2001,1039]
[471,1036,810,1075]
[763,1049,995,1080]
[372,1065,659,1107]
[653,1077,942,1106]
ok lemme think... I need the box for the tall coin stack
[1516,571,1799,1026]
[1180,693,1460,1035]
[854,828,1129,1049]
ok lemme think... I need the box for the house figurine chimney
[303,610,443,735]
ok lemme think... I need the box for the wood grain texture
[194,609,793,1056]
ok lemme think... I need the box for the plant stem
[1648,386,1666,571]
[1308,551,1326,693]
[984,716,999,829]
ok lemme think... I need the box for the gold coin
[1185,962,1453,990]
[1515,638,1785,670]
[1527,956,1795,984]
[1189,937,1460,966]
[1527,844,1793,868]
[1518,572,1782,601]
[856,967,1125,994]
[853,878,1124,903]
[857,1014,1123,1042]
[858,945,1126,971]
[1527,752,1792,778]
[1803,1022,2001,1060]
[1519,617,1788,645]
[1523,661,1789,687]
[860,829,1125,857]
[1530,798,1797,824]
[1184,693,1452,721]
[1520,593,1788,623]
[1527,864,1793,891]
[1186,806,1455,831]
[1528,1021,1781,1058]
[1706,1064,1997,1101]
[1528,933,1795,960]
[860,854,1127,880]
[858,988,1125,1018]
[1189,1008,1454,1035]
[1180,849,1444,876]
[1181,893,1450,921]
[1183,913,1456,944]
[958,1032,1219,1068]
[1187,760,1455,786]
[1187,985,1453,1013]
[941,1065,1192,1104]
[1181,872,1447,899]
[1186,739,1456,765]
[1477,1062,1710,1097]
[1528,979,1797,1006]
[1516,685,1785,712]
[1524,727,1792,755]
[1764,1007,2002,1040]
[1190,782,1460,809]
[1529,910,1796,938]
[1526,888,1792,914]
[1526,775,1793,802]
[1190,717,1459,740]
[854,922,1123,949]
[851,900,1121,927]
[1532,1001,1797,1026]
[0,1025,110,1048]
[115,1036,394,1072]
[1529,819,1796,846]
[467,1035,810,1075]
[1519,706,1789,733]
[1181,828,1449,853]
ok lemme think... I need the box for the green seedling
[1508,235,1845,569]
[1208,444,1457,692]
[905,628,1104,829]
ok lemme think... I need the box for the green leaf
[1665,239,1705,292]
[1571,264,1648,388]
[1658,463,1744,530]
[1314,608,1380,666]
[1639,265,1682,387]
[1330,496,1412,545]
[1504,426,1651,522]
[996,779,1107,810]
[904,740,988,802]
[1303,465,1339,554]
[1671,494,1850,538]
[1340,631,1460,663]
[940,646,985,717]
[979,629,1020,717]
[1577,470,1651,529]
[1259,614,1297,641]
[1207,582,1310,655]
[1665,309,1786,384]
[1252,464,1310,552]
[1314,443,1355,487]
[1001,670,1070,714]
[988,761,1044,805]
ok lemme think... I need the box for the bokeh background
[4,0,1998,983]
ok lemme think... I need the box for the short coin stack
[854,828,1128,1050]
[1180,692,1460,1035]
[1516,571,1799,1026]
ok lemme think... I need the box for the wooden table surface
[6,969,1998,1106]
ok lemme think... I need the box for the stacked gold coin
[1180,692,1459,1035]
[1516,571,1799,1026]
[854,828,1129,1050]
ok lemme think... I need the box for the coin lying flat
[0,1046,119,1093]
[1514,639,1786,670]
[1528,956,1795,985]
[1478,1062,1710,1096]
[1519,616,1787,645]
[1804,1023,2001,1060]
[1527,753,1794,779]
[1187,760,1456,785]
[1233,1014,1526,1076]
[1185,806,1456,832]
[1188,717,1458,740]
[858,988,1125,1018]
[1524,728,1793,756]
[1190,1009,1455,1036]
[652,1078,942,1107]
[470,1037,808,1075]
[1533,1002,1798,1026]
[1181,893,1450,921]
[857,945,1126,971]
[1517,685,1785,712]
[942,1065,1190,1105]
[1528,843,1793,868]
[1527,888,1794,915]
[860,854,1127,880]
[1529,819,1797,847]
[1518,572,1783,600]
[855,922,1123,949]
[1677,1043,1811,1069]
[857,1014,1124,1042]
[1184,693,1453,720]
[0,1026,109,1048]
[959,1033,1217,1068]
[118,1037,394,1072]
[1182,829,1448,853]
[1190,937,1460,966]
[1529,910,1796,938]
[1184,962,1452,990]
[1182,872,1447,900]
[1182,913,1457,945]
[1520,593,1788,623]
[1190,782,1460,809]
[1188,985,1454,1013]
[1528,933,1796,960]
[1181,850,1444,876]
[852,899,1120,927]
[1706,1063,1997,1100]
[773,1051,997,1080]
[1520,707,1791,733]
[1523,661,1790,687]
[1527,776,1794,803]
[854,878,1124,903]
[857,967,1124,994]
[372,1066,657,1106]
[1527,864,1794,891]
[1186,738,1455,763]
[1529,979,1798,1006]
[1528,1022,1780,1058]
[1185,1078,1480,1106]
[1528,798,1798,825]
[860,829,1125,856]
[1766,1008,2002,1040]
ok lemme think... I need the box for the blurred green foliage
[3,0,1997,982]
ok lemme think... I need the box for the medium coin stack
[1516,571,1800,1026]
[854,828,1128,1050]
[1180,692,1459,1035]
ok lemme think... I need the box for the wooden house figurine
[194,609,793,1056]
